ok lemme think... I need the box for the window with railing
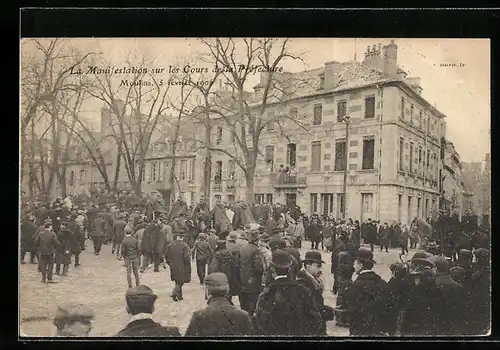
[313,104,323,125]
[334,140,346,171]
[337,100,347,122]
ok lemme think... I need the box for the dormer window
[319,76,325,89]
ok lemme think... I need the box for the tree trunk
[203,123,212,207]
[132,181,142,197]
[58,169,67,198]
[245,168,256,204]
[112,142,122,192]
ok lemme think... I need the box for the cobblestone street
[20,240,406,337]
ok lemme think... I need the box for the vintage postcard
[19,38,490,337]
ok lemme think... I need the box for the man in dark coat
[55,221,73,276]
[35,222,60,283]
[185,273,253,336]
[344,247,390,336]
[253,249,324,335]
[308,215,322,250]
[66,215,84,267]
[191,232,213,284]
[165,234,191,301]
[362,218,377,251]
[427,255,464,336]
[296,251,334,335]
[85,205,98,237]
[112,214,127,260]
[116,285,181,337]
[101,207,114,244]
[208,240,240,299]
[331,232,349,294]
[468,248,490,335]
[169,195,189,221]
[282,243,301,280]
[90,214,105,255]
[238,229,264,317]
[149,219,167,272]
[21,214,38,264]
[378,222,390,253]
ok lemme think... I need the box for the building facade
[206,40,446,224]
[441,140,465,219]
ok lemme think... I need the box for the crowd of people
[20,191,491,337]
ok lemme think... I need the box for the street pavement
[20,240,409,337]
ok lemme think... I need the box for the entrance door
[286,193,297,208]
[321,193,334,216]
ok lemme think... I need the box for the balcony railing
[272,172,307,188]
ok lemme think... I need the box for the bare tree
[199,38,312,202]
[84,53,172,196]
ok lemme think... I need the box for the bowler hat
[302,250,325,265]
[356,247,376,264]
[427,256,449,273]
[270,249,293,269]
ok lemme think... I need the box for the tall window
[310,193,318,213]
[313,104,323,125]
[398,194,403,223]
[400,97,405,119]
[337,193,345,217]
[265,145,275,171]
[425,198,429,218]
[80,169,86,185]
[180,160,187,180]
[426,116,430,133]
[334,140,346,171]
[190,159,195,182]
[266,193,273,204]
[311,141,322,172]
[228,159,236,179]
[164,160,171,181]
[410,104,414,123]
[69,170,75,187]
[364,96,375,119]
[319,76,325,89]
[214,161,222,184]
[362,193,373,213]
[427,151,430,170]
[417,198,421,218]
[362,138,375,170]
[409,142,414,173]
[216,127,223,145]
[399,137,404,171]
[254,194,264,204]
[337,100,347,122]
[408,196,412,223]
[151,162,157,181]
[419,111,423,128]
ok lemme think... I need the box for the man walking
[90,214,105,256]
[121,228,141,288]
[192,233,213,285]
[165,234,191,301]
[35,222,60,283]
[238,229,264,317]
[112,213,127,260]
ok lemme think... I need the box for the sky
[21,38,490,163]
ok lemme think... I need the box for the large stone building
[462,153,491,227]
[206,40,446,224]
[441,140,465,219]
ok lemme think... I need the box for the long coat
[208,248,240,296]
[238,242,264,294]
[67,220,84,254]
[378,226,391,246]
[185,296,253,336]
[101,212,114,241]
[344,271,390,336]
[21,219,38,253]
[433,274,465,335]
[253,277,324,335]
[112,220,127,244]
[116,319,181,337]
[165,240,191,284]
[55,228,73,265]
[308,221,322,243]
[91,217,105,238]
[362,222,377,244]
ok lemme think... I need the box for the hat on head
[410,252,435,272]
[126,285,157,302]
[209,228,216,233]
[356,247,376,264]
[474,248,490,262]
[205,272,229,295]
[198,232,206,239]
[270,249,293,269]
[53,303,94,326]
[227,232,238,241]
[247,229,259,242]
[450,266,466,281]
[302,250,325,265]
[259,234,270,242]
[459,249,472,258]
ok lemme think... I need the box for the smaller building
[441,140,465,219]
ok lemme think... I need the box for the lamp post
[342,115,351,219]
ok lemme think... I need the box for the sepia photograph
[19,37,491,338]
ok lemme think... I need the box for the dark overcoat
[253,277,324,336]
[55,228,73,265]
[238,242,264,294]
[185,296,253,336]
[208,249,240,296]
[21,219,38,252]
[165,240,191,283]
[116,319,181,337]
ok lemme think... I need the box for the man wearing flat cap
[185,273,253,336]
[253,249,324,335]
[54,303,94,337]
[238,229,264,317]
[296,251,334,334]
[344,247,390,336]
[116,285,181,337]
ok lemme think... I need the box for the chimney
[407,77,423,95]
[100,106,111,132]
[383,40,398,77]
[323,61,341,90]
